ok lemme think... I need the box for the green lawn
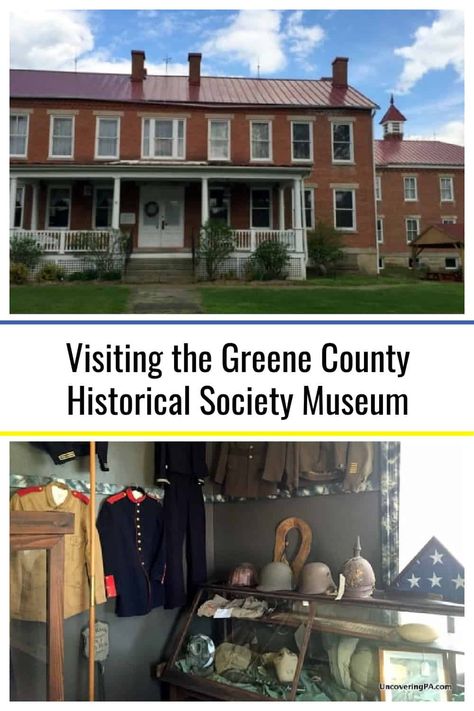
[199,282,464,314]
[10,284,131,314]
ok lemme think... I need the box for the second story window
[403,176,417,201]
[95,117,119,159]
[375,176,382,201]
[291,122,312,161]
[332,122,353,162]
[50,116,74,158]
[440,176,454,201]
[142,118,185,159]
[208,120,230,160]
[10,114,29,157]
[251,122,272,161]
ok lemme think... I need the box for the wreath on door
[144,201,159,217]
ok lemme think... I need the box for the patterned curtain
[379,441,401,586]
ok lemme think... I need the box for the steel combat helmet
[298,562,337,595]
[257,561,294,591]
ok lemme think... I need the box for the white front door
[138,184,185,248]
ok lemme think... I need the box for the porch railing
[231,229,302,252]
[10,229,118,254]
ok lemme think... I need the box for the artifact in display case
[160,583,464,702]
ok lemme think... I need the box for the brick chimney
[188,52,202,86]
[332,57,348,88]
[131,50,146,82]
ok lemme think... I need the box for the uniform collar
[126,488,146,503]
[45,480,72,509]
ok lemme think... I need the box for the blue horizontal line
[1,320,473,326]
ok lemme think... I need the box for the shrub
[37,263,65,282]
[10,262,30,285]
[10,235,43,269]
[101,270,122,281]
[307,221,344,275]
[246,240,290,281]
[198,219,235,281]
[66,269,98,281]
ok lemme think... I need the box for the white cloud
[286,10,325,61]
[202,10,285,74]
[406,120,464,146]
[394,10,464,93]
[10,10,94,70]
[76,53,189,77]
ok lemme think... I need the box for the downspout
[370,108,380,275]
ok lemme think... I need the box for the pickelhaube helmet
[257,561,294,591]
[341,537,375,599]
[227,562,258,587]
[298,562,337,595]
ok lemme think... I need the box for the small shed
[412,223,464,278]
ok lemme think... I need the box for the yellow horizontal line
[2,431,473,438]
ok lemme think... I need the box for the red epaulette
[17,485,44,497]
[107,491,126,504]
[72,490,90,505]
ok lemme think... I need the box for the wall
[10,441,214,702]
[212,491,382,586]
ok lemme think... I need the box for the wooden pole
[88,441,96,701]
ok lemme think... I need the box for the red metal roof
[379,103,407,124]
[10,69,378,109]
[375,139,464,166]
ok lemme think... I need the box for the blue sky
[10,9,464,143]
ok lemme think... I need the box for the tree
[198,219,235,281]
[307,220,344,275]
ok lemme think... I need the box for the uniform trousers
[163,472,207,609]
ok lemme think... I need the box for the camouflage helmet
[341,537,375,599]
[298,562,337,595]
[227,562,258,587]
[257,561,294,591]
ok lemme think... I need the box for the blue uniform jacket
[97,489,166,617]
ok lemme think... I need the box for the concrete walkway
[127,284,203,314]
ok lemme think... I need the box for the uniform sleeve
[95,503,117,600]
[154,443,170,485]
[213,442,230,484]
[261,442,287,483]
[283,442,300,490]
[83,502,107,605]
[150,504,167,583]
[334,442,349,471]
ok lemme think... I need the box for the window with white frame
[403,176,417,201]
[384,121,402,136]
[50,116,74,158]
[445,257,458,270]
[304,189,315,229]
[376,217,384,244]
[251,188,272,228]
[375,176,382,201]
[10,114,29,157]
[94,187,113,228]
[95,117,119,158]
[291,122,312,161]
[250,122,272,161]
[334,189,356,230]
[440,176,454,201]
[405,217,420,243]
[46,187,71,228]
[14,186,25,228]
[208,120,230,160]
[332,122,353,162]
[442,216,457,224]
[209,187,230,224]
[142,118,185,159]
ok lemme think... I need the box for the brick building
[375,97,464,272]
[10,51,379,279]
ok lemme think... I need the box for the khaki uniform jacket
[214,442,294,498]
[10,482,106,621]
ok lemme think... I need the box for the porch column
[201,177,209,225]
[111,177,121,230]
[293,178,302,230]
[278,185,285,230]
[10,176,17,230]
[31,182,39,230]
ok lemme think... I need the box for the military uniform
[214,442,293,498]
[10,481,106,621]
[36,442,109,472]
[334,442,375,492]
[96,489,166,617]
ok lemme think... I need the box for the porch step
[124,257,195,284]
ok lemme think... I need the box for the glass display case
[161,583,464,702]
